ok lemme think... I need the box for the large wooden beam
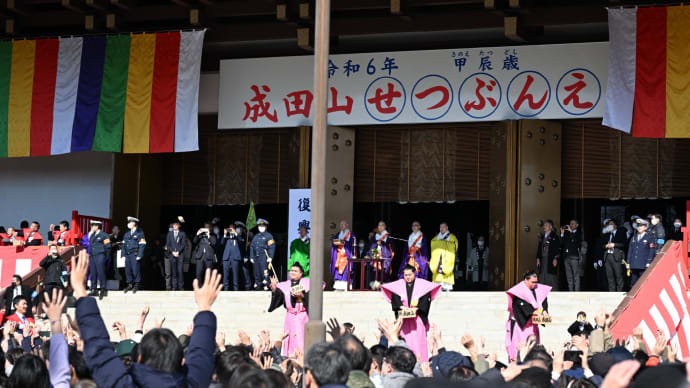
[62,0,88,13]
[6,0,31,16]
[85,0,109,11]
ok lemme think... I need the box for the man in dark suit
[193,222,217,286]
[165,217,187,291]
[222,222,250,291]
[602,219,628,292]
[4,275,33,317]
[536,220,561,290]
[560,219,584,291]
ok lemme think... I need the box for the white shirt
[375,231,389,242]
[338,229,350,239]
[408,231,423,248]
[436,232,450,241]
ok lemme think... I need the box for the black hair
[5,348,26,365]
[7,354,50,388]
[335,334,372,372]
[440,221,449,227]
[11,275,21,284]
[510,366,551,388]
[59,221,69,229]
[523,345,553,372]
[654,214,663,220]
[31,221,40,229]
[215,346,258,384]
[290,262,305,274]
[12,295,27,310]
[384,346,416,374]
[370,344,386,371]
[304,342,351,386]
[227,364,268,388]
[69,347,92,380]
[19,221,28,229]
[138,328,184,374]
[544,219,554,227]
[283,359,303,387]
[40,339,51,361]
[343,322,354,331]
[402,264,416,273]
[523,270,538,280]
[264,368,291,388]
[447,365,479,383]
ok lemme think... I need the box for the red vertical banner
[149,32,180,153]
[632,7,667,138]
[29,39,59,156]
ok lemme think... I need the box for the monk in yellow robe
[430,222,458,291]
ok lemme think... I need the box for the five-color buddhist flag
[0,30,205,158]
[603,6,690,138]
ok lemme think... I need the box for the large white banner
[287,189,311,264]
[219,42,608,129]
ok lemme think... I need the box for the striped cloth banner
[603,6,690,138]
[0,30,205,158]
[610,242,690,358]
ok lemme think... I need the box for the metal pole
[304,0,330,353]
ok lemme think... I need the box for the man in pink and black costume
[381,264,442,362]
[268,262,312,357]
[505,270,551,361]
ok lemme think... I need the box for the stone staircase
[78,291,624,362]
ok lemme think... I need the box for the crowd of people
[0,250,681,388]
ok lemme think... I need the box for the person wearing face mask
[601,219,627,292]
[40,244,69,299]
[649,214,666,253]
[250,218,276,290]
[672,218,683,241]
[289,226,311,277]
[467,235,488,289]
[628,219,656,286]
[122,216,146,293]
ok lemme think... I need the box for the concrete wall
[0,152,114,235]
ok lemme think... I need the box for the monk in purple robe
[505,270,551,361]
[366,221,394,285]
[397,221,430,280]
[382,264,441,362]
[330,220,357,290]
[268,262,311,357]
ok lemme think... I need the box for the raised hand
[326,317,345,340]
[70,250,90,299]
[193,268,223,312]
[601,360,640,388]
[42,288,67,335]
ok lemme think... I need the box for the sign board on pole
[288,188,312,265]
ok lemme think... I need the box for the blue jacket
[222,233,246,261]
[628,232,656,270]
[76,297,217,388]
[123,227,146,258]
[249,231,275,260]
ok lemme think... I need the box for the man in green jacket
[289,226,310,277]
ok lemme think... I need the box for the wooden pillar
[298,126,311,188]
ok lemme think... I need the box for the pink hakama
[505,282,551,361]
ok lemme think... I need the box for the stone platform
[79,291,625,362]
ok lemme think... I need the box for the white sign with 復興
[219,42,608,128]
[287,189,311,265]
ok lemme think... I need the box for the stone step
[72,291,625,363]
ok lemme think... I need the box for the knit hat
[430,351,471,378]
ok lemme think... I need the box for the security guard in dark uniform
[649,214,666,254]
[88,220,112,300]
[249,218,275,290]
[123,216,146,293]
[627,219,656,287]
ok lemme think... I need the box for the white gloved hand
[593,262,598,269]
[597,260,603,267]
[136,257,141,261]
[267,258,272,263]
[646,263,650,268]
[250,259,255,264]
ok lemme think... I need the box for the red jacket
[52,230,76,246]
[22,229,43,246]
[0,233,24,246]
[5,313,35,331]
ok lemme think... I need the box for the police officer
[123,216,146,293]
[249,219,275,290]
[627,219,656,287]
[649,214,666,253]
[88,220,111,300]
